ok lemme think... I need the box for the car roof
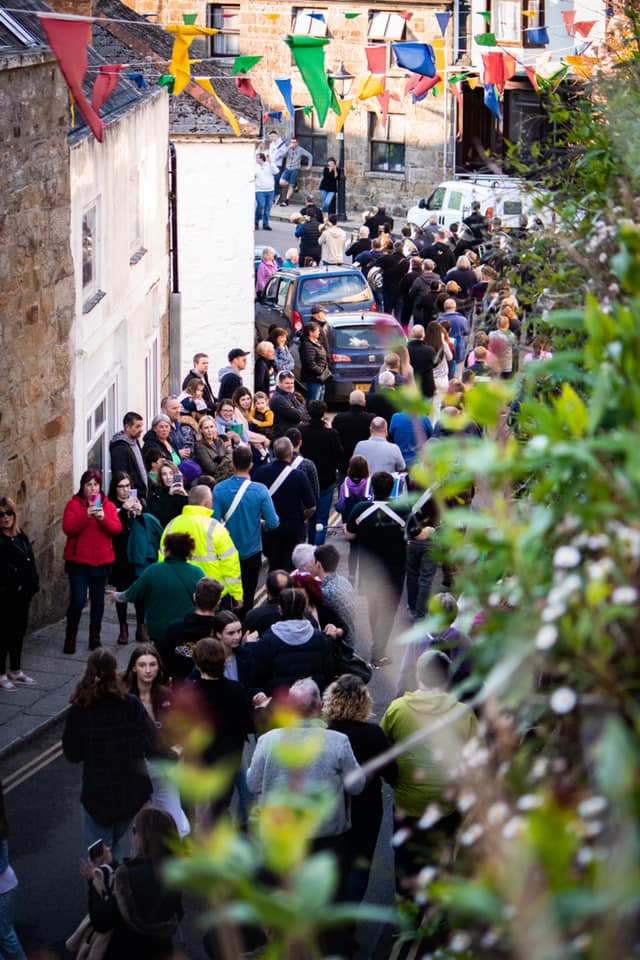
[323,311,404,328]
[275,266,365,277]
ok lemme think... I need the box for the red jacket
[62,495,122,567]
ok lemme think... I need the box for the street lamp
[328,62,354,222]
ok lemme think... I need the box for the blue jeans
[255,190,274,228]
[307,484,334,545]
[307,381,326,402]
[320,190,336,212]
[0,889,26,959]
[406,540,438,619]
[65,563,108,633]
[82,806,134,865]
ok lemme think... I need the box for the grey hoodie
[271,620,314,645]
[110,430,148,493]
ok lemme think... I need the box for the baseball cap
[228,348,250,362]
[309,304,326,316]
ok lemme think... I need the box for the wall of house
[0,51,76,623]
[171,137,256,390]
[69,90,170,488]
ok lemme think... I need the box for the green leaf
[553,383,589,437]
[289,852,337,911]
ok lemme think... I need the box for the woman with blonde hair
[324,674,397,899]
[0,496,39,690]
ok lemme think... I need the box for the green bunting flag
[231,55,262,75]
[303,106,313,116]
[475,32,497,46]
[182,13,197,24]
[448,72,470,84]
[479,11,491,23]
[158,74,175,92]
[345,12,361,17]
[285,34,338,124]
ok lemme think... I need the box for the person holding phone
[147,461,188,529]
[62,470,122,655]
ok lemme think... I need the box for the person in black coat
[299,400,343,543]
[346,226,371,261]
[332,393,375,474]
[318,160,339,213]
[396,257,423,329]
[109,412,149,502]
[254,437,316,571]
[254,341,276,396]
[324,674,398,900]
[419,232,455,278]
[182,352,217,413]
[378,241,409,314]
[295,217,321,265]
[299,323,331,401]
[300,193,325,223]
[364,205,394,236]
[0,496,39,689]
[407,327,437,399]
[160,577,223,681]
[270,371,310,439]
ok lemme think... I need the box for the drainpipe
[168,142,181,394]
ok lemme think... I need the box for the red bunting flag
[398,12,413,20]
[525,66,540,91]
[92,64,125,111]
[573,20,596,37]
[408,72,442,100]
[366,44,387,75]
[236,76,258,97]
[40,17,103,141]
[561,11,575,35]
[482,52,516,93]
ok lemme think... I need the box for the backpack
[367,265,383,290]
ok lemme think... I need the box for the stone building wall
[0,51,76,623]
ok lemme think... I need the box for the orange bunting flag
[561,11,575,35]
[195,77,241,135]
[40,17,104,141]
[357,74,385,100]
[264,12,280,20]
[335,98,353,134]
[564,55,596,78]
[573,20,597,37]
[165,24,218,94]
[366,44,387,75]
[525,66,540,91]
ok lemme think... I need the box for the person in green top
[110,532,204,645]
[381,650,477,926]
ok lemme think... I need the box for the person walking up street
[320,215,346,265]
[267,129,287,202]
[277,137,313,206]
[254,438,316,571]
[299,401,343,544]
[255,152,280,231]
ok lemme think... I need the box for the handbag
[332,635,372,684]
[65,915,113,960]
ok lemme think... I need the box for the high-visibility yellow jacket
[159,505,242,602]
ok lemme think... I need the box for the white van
[406,176,550,231]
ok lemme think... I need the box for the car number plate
[355,383,371,392]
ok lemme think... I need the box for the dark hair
[212,610,241,639]
[70,649,126,707]
[307,399,327,420]
[347,455,369,481]
[278,370,295,383]
[196,475,215,490]
[123,411,143,428]
[108,470,132,504]
[232,386,253,407]
[266,569,292,599]
[305,320,320,336]
[193,352,208,364]
[314,543,339,573]
[328,214,338,226]
[323,674,371,723]
[257,152,266,161]
[284,427,301,447]
[144,449,168,471]
[163,532,196,560]
[371,471,394,500]
[425,321,445,351]
[0,496,19,535]
[195,577,223,611]
[193,637,226,677]
[76,469,104,499]
[278,587,307,621]
[461,369,476,385]
[327,156,336,163]
[123,643,170,713]
[216,399,234,414]
[269,326,288,346]
[185,378,204,396]
[416,650,451,690]
[133,806,179,864]
[232,445,253,471]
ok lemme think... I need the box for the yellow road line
[4,741,62,794]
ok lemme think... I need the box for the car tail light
[292,310,303,332]
[332,354,352,363]
[371,302,377,312]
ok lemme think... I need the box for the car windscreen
[425,186,445,211]
[298,274,370,307]
[332,323,402,351]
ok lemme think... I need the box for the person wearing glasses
[0,496,39,691]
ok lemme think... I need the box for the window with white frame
[492,0,521,44]
[82,202,99,301]
[86,382,117,482]
[145,338,160,425]
[291,7,328,36]
[369,112,406,173]
[207,3,240,55]
[367,10,406,41]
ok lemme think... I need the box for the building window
[291,8,328,36]
[295,110,327,166]
[523,0,545,46]
[369,112,405,173]
[207,3,240,55]
[367,11,406,41]
[492,0,521,44]
[86,382,117,482]
[145,338,160,426]
[82,203,98,299]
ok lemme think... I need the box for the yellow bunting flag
[335,97,353,134]
[356,74,385,100]
[165,24,218,94]
[467,76,479,89]
[195,77,241,135]
[264,12,280,20]
[564,55,596,78]
[522,9,537,16]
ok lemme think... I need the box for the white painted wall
[172,138,255,391]
[69,90,170,486]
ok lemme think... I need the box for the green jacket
[381,691,476,817]
[124,557,204,642]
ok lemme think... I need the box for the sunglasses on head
[0,509,15,518]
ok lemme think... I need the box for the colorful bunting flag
[127,72,147,90]
[303,106,313,116]
[481,52,515,93]
[235,77,258,97]
[467,76,480,90]
[522,9,537,16]
[391,42,436,77]
[335,98,353,134]
[525,66,540,91]
[475,32,497,46]
[92,64,124,111]
[561,11,575,35]
[264,12,280,20]
[40,17,103,141]
[435,12,451,36]
[366,44,387,75]
[158,75,175,93]
[183,13,197,24]
[275,77,295,118]
[268,110,283,120]
[450,81,463,139]
[483,84,502,122]
[285,35,337,125]
[196,76,240,135]
[526,27,549,44]
[357,74,386,100]
[345,12,361,17]
[165,24,218,95]
[411,72,442,101]
[231,55,262,75]
[479,11,491,23]
[448,72,470,84]
[308,12,325,20]
[398,12,413,20]
[564,55,596,78]
[573,20,596,37]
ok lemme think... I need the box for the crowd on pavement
[0,187,551,959]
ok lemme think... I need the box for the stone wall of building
[0,52,76,624]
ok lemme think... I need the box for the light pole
[328,62,354,222]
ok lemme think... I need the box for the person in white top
[319,214,347,265]
[353,417,406,475]
[255,152,280,231]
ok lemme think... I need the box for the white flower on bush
[457,788,477,813]
[611,586,637,605]
[550,686,578,714]
[578,796,608,818]
[487,802,510,825]
[587,557,615,580]
[418,803,442,830]
[554,546,581,569]
[531,757,549,779]
[528,435,549,452]
[517,794,543,811]
[460,823,484,846]
[502,816,525,839]
[449,932,472,953]
[542,603,566,622]
[536,625,558,650]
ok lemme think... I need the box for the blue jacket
[389,413,433,467]
[212,476,279,559]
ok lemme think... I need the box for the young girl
[180,378,207,420]
[249,392,274,441]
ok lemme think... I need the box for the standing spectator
[346,471,409,667]
[267,129,287,201]
[308,304,332,356]
[299,322,331,402]
[300,400,343,544]
[397,256,423,329]
[254,437,316,571]
[218,349,250,401]
[463,199,488,240]
[397,592,472,695]
[437,298,469,375]
[193,416,234,484]
[0,497,38,691]
[248,392,274,439]
[0,782,26,958]
[232,388,271,461]
[62,470,122,655]
[346,225,371,261]
[313,543,356,647]
[353,417,406,475]
[336,455,371,583]
[160,396,194,461]
[62,648,154,862]
[180,378,208,421]
[407,324,437,401]
[215,398,248,445]
[142,414,181,469]
[277,137,313,206]
[365,371,397,424]
[213,445,280,611]
[300,193,324,223]
[146,460,188,528]
[242,570,291,637]
[378,241,409,314]
[255,248,278,300]
[182,352,217,413]
[269,327,295,376]
[364,205,393,235]
[161,577,223,681]
[284,428,320,504]
[332,390,375,474]
[420,230,455,277]
[389,408,433,468]
[355,236,383,277]
[318,157,339,212]
[282,247,299,268]
[489,314,517,378]
[425,321,453,418]
[109,412,148,501]
[270,370,309,438]
[295,214,322,267]
[255,152,279,231]
[319,215,346,265]
[254,341,276,396]
[445,255,477,297]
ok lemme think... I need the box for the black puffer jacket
[252,620,335,694]
[299,336,330,384]
[297,219,321,264]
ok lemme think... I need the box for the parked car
[290,311,406,402]
[406,177,551,232]
[254,265,375,341]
